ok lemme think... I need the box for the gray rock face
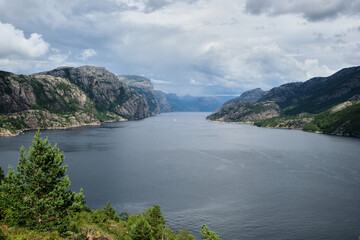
[36,66,149,119]
[154,90,172,112]
[0,72,36,113]
[118,75,161,115]
[348,94,360,101]
[0,70,104,135]
[0,71,95,114]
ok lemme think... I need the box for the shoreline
[0,119,127,138]
[208,119,359,138]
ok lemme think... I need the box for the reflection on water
[1,112,360,240]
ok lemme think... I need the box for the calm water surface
[1,112,360,240]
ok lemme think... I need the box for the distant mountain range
[207,66,360,137]
[0,66,231,136]
[163,93,233,112]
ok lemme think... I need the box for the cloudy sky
[0,0,359,95]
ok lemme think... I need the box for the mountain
[208,101,280,122]
[260,66,360,114]
[224,88,266,105]
[0,66,155,137]
[36,66,149,120]
[117,75,162,115]
[114,73,234,113]
[207,88,273,121]
[154,90,172,112]
[0,70,117,137]
[207,66,360,137]
[164,93,234,112]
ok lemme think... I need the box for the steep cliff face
[118,75,161,115]
[154,90,172,112]
[0,72,96,114]
[36,66,149,119]
[0,71,109,136]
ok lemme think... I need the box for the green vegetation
[302,101,360,136]
[302,122,321,132]
[0,130,85,233]
[0,71,12,79]
[0,166,3,182]
[254,117,286,128]
[251,101,360,137]
[130,216,152,240]
[0,117,28,134]
[96,110,123,122]
[0,131,221,239]
[254,115,309,129]
[200,225,221,240]
[56,82,72,92]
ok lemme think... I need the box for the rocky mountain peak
[35,66,150,119]
[224,88,266,105]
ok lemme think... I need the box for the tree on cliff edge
[0,130,85,233]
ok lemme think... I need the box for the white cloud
[0,21,49,58]
[151,78,171,84]
[301,59,334,79]
[190,79,202,86]
[78,48,97,61]
[49,50,71,64]
[0,0,359,95]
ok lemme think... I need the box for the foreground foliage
[0,130,85,233]
[0,131,221,240]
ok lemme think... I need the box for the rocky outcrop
[36,66,149,119]
[154,90,172,112]
[207,101,281,122]
[118,75,161,115]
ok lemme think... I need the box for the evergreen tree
[200,225,221,240]
[130,216,152,240]
[0,130,85,233]
[103,202,120,222]
[145,204,166,240]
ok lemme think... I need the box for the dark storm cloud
[245,0,360,21]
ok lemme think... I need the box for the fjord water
[1,112,360,240]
